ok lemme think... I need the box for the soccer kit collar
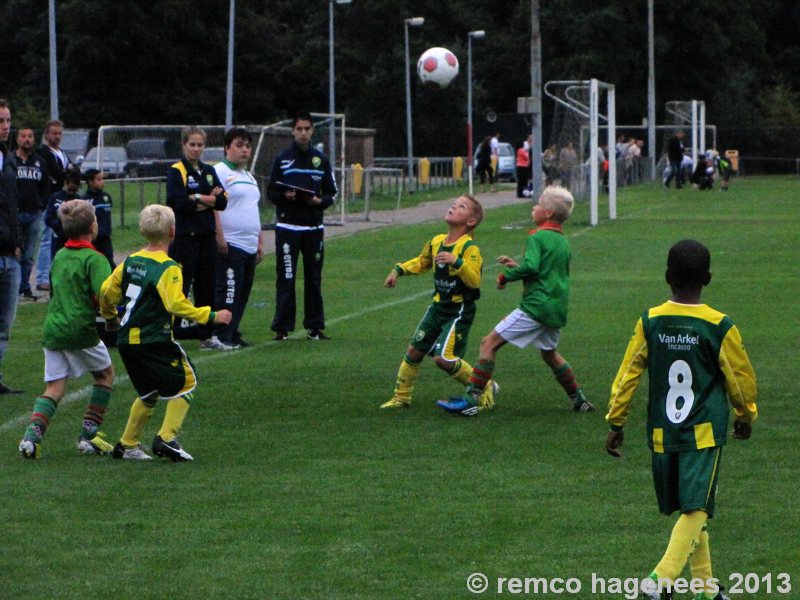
[64,240,99,252]
[529,222,564,235]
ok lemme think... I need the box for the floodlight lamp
[406,17,425,27]
[468,30,486,39]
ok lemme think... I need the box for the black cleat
[152,435,193,462]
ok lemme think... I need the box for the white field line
[2,211,627,435]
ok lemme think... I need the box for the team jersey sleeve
[396,239,434,275]
[606,318,649,430]
[503,234,541,282]
[166,166,196,214]
[719,325,758,423]
[453,243,482,289]
[209,165,228,211]
[87,252,113,300]
[319,155,337,209]
[156,264,213,324]
[99,261,125,320]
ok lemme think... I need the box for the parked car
[474,141,516,181]
[79,146,129,179]
[61,128,94,164]
[124,138,181,178]
[202,146,225,164]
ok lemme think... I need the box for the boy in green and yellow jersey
[19,200,115,459]
[380,195,497,410]
[605,239,757,600]
[438,185,592,416]
[99,205,231,461]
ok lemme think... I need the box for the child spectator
[604,239,757,600]
[715,151,734,191]
[99,205,231,461]
[380,195,497,410]
[690,154,715,190]
[18,200,115,458]
[438,186,593,416]
[82,169,114,268]
[44,168,82,260]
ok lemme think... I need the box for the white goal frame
[545,79,616,226]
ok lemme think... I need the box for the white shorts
[495,308,561,350]
[43,342,112,382]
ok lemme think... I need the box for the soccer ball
[417,47,459,89]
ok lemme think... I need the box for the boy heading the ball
[438,185,593,416]
[18,200,115,459]
[99,205,231,461]
[604,239,757,600]
[381,194,497,410]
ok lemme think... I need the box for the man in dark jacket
[0,98,24,394]
[664,130,686,189]
[13,126,50,299]
[267,113,337,341]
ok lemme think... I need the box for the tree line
[1,0,799,157]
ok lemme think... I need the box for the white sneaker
[112,442,153,460]
[19,439,40,459]
[200,336,240,351]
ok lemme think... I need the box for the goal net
[251,113,346,225]
[545,79,617,226]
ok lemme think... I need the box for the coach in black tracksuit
[267,113,337,341]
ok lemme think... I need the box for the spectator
[267,113,337,341]
[13,126,50,300]
[515,140,531,198]
[475,136,495,193]
[664,130,686,189]
[166,126,227,341]
[208,127,264,350]
[82,169,114,268]
[558,143,578,191]
[690,154,715,190]
[543,144,558,186]
[36,119,72,292]
[44,169,82,259]
[0,98,23,394]
[490,131,500,172]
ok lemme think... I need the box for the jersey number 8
[666,359,694,424]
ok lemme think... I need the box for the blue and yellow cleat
[436,396,479,417]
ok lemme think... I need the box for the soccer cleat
[0,381,24,394]
[573,398,596,412]
[640,574,672,600]
[380,397,411,409]
[18,439,41,459]
[693,588,730,600]
[478,380,500,411]
[200,336,240,351]
[112,442,153,460]
[77,432,114,455]
[233,337,251,348]
[152,435,193,462]
[307,329,330,340]
[273,331,289,341]
[436,396,479,416]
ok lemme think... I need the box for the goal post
[545,78,616,226]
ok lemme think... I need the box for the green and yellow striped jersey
[606,301,758,452]
[395,233,482,304]
[100,249,212,345]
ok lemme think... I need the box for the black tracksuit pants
[169,232,216,339]
[214,244,256,344]
[272,226,325,333]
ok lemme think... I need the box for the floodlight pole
[48,0,59,119]
[647,0,656,179]
[467,30,485,196]
[529,0,543,198]
[225,0,235,128]
[328,1,352,169]
[404,17,424,193]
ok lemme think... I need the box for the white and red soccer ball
[417,47,459,89]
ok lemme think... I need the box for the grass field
[0,177,797,599]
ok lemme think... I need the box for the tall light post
[329,0,352,169]
[466,30,486,196]
[647,0,656,179]
[225,0,235,128]
[404,16,424,192]
[48,0,59,119]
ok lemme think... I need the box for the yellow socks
[120,397,154,447]
[654,510,708,583]
[392,357,422,403]
[157,395,192,442]
[448,359,473,385]
[689,526,715,594]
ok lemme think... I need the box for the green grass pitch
[0,177,797,599]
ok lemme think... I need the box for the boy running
[605,239,757,600]
[380,195,497,410]
[438,185,593,416]
[18,200,115,458]
[99,205,231,461]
